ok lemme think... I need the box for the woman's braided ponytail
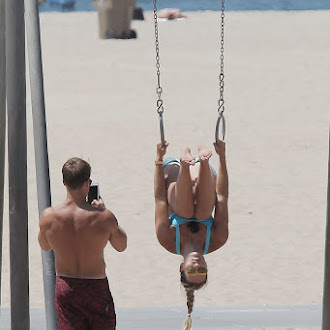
[182,288,195,330]
[181,271,207,330]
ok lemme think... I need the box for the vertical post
[0,0,6,307]
[25,1,57,329]
[6,0,30,328]
[323,129,330,330]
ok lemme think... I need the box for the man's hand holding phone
[87,182,106,209]
[91,197,105,208]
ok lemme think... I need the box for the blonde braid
[182,288,195,330]
[180,270,207,330]
[182,314,192,330]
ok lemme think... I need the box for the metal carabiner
[157,99,164,114]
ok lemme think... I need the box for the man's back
[40,200,116,279]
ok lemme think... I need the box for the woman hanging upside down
[154,140,229,330]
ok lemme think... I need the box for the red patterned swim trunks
[55,276,116,330]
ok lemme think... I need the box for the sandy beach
[1,9,330,313]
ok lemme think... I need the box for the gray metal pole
[323,128,330,330]
[6,0,30,328]
[25,1,57,329]
[0,0,6,308]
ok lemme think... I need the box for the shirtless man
[157,8,187,20]
[38,157,127,330]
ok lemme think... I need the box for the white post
[25,0,57,328]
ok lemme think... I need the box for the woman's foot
[198,145,212,164]
[181,147,196,166]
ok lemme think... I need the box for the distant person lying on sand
[39,157,127,330]
[157,8,187,20]
[154,141,229,330]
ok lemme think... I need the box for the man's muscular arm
[108,212,127,252]
[38,208,53,252]
[94,199,127,252]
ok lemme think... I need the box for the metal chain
[153,0,225,143]
[218,0,225,115]
[153,0,164,114]
[215,0,226,143]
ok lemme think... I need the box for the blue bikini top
[169,212,214,255]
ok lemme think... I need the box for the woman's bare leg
[167,147,195,218]
[194,145,216,220]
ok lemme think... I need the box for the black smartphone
[88,182,99,204]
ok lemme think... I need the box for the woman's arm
[212,141,229,248]
[154,142,172,246]
[154,142,168,203]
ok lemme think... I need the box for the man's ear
[179,263,184,272]
[63,179,66,186]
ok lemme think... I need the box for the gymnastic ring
[215,113,226,144]
[159,112,165,146]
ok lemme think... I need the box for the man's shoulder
[99,208,117,225]
[42,203,66,216]
[88,210,116,235]
[40,203,68,222]
[41,206,56,219]
[39,206,59,229]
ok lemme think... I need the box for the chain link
[218,0,225,116]
[153,0,164,114]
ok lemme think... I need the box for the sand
[1,9,329,312]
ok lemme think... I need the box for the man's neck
[66,190,87,207]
